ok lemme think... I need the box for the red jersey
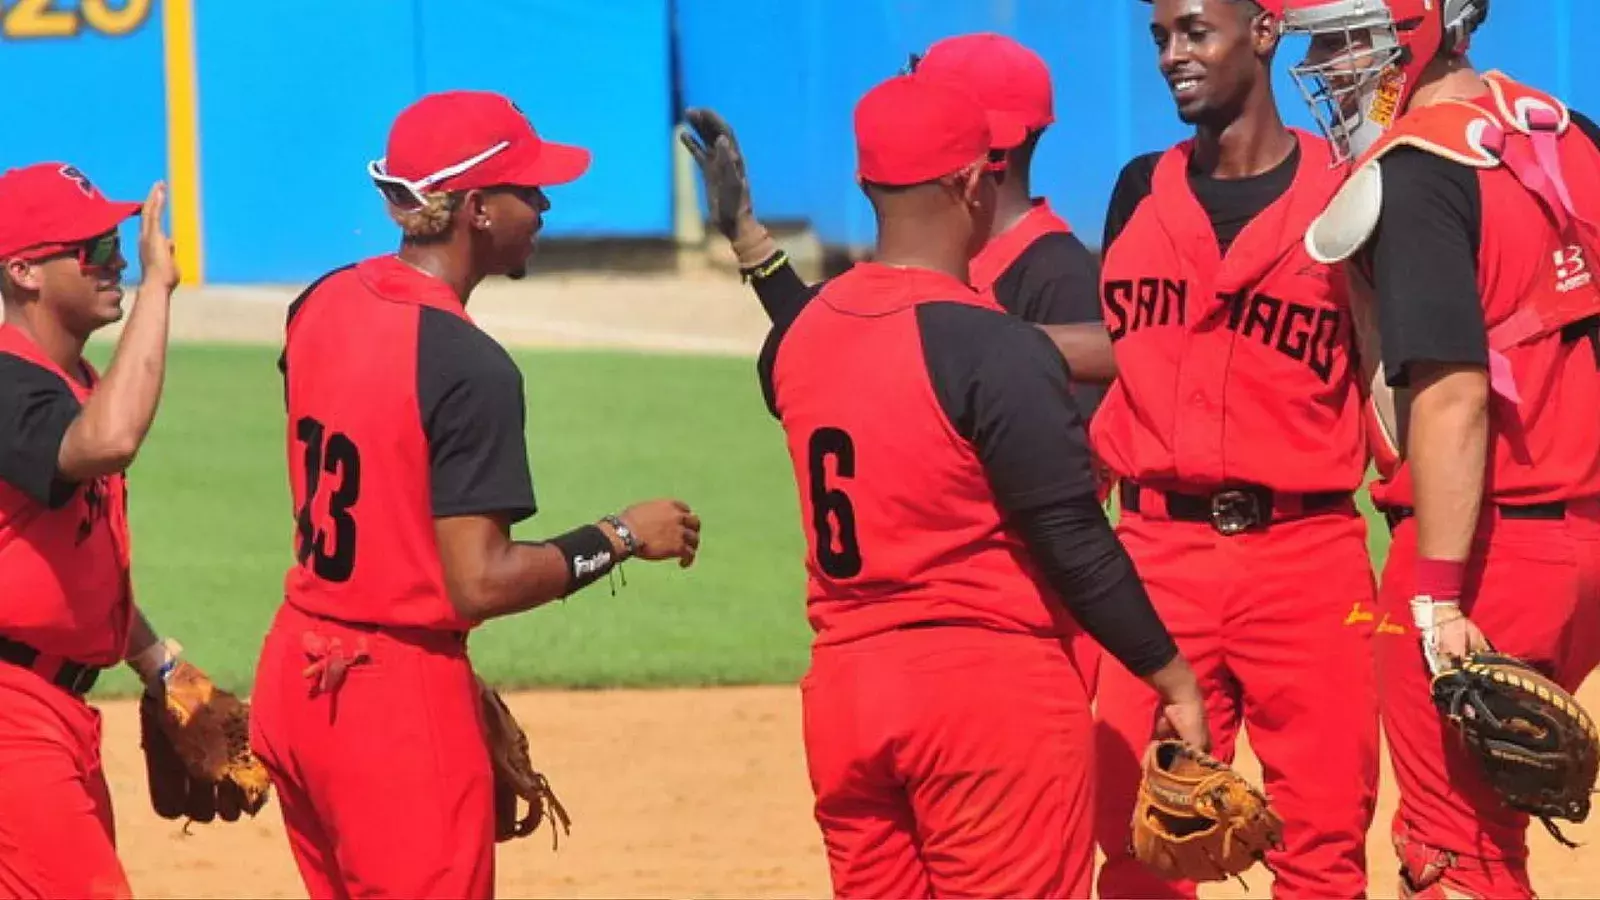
[1343,74,1600,508]
[0,325,132,665]
[279,256,538,631]
[1090,130,1367,494]
[970,199,1072,308]
[763,263,1088,646]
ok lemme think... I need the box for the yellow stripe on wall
[162,0,203,286]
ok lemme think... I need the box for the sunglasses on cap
[367,140,510,212]
[14,230,121,270]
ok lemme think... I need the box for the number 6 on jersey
[808,427,862,578]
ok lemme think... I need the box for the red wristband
[1415,557,1466,602]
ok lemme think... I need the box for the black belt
[1383,501,1569,533]
[1120,482,1351,536]
[0,636,102,696]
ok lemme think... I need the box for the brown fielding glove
[139,660,272,824]
[1129,740,1284,885]
[478,679,572,847]
[1431,651,1600,848]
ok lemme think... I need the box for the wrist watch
[603,514,639,557]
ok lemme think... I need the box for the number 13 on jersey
[295,415,363,583]
[808,427,862,579]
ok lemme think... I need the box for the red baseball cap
[856,73,999,186]
[914,33,1054,150]
[0,163,140,260]
[372,90,590,201]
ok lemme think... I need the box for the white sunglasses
[367,140,510,211]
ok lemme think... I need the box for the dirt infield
[103,680,1600,899]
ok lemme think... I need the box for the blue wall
[678,0,1600,253]
[0,0,166,283]
[0,1,1592,283]
[195,0,672,284]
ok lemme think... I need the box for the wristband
[550,524,617,596]
[1415,557,1466,603]
[602,514,639,558]
[129,637,183,689]
[739,248,788,282]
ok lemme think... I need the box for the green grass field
[81,343,1394,699]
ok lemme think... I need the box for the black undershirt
[414,308,538,522]
[1367,110,1600,386]
[1103,141,1301,256]
[993,231,1109,418]
[281,282,536,523]
[0,354,88,508]
[756,276,1179,677]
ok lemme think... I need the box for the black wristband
[550,524,617,596]
[739,248,788,282]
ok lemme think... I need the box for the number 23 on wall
[2,0,151,40]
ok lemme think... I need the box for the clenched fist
[612,499,702,568]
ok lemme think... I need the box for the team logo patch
[1555,245,1593,294]
[58,164,97,198]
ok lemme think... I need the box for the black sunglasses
[77,231,120,269]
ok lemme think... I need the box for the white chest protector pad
[1305,162,1384,265]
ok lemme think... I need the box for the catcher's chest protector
[1321,72,1600,497]
[1090,129,1367,494]
[0,326,133,666]
[280,257,474,632]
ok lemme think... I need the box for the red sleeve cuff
[1415,557,1466,602]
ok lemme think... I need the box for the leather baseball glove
[479,679,572,847]
[1130,740,1284,884]
[1431,651,1600,847]
[139,661,272,823]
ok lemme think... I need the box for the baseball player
[680,32,1116,400]
[1282,2,1600,895]
[682,38,1123,696]
[747,70,1208,899]
[0,165,238,897]
[1089,1,1380,896]
[248,90,703,899]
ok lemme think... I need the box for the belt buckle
[1210,489,1261,536]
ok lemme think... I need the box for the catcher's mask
[1280,0,1488,164]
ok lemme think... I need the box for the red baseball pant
[0,661,130,900]
[801,625,1094,899]
[250,603,495,900]
[1375,503,1600,898]
[1095,509,1380,898]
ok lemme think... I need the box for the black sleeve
[417,307,537,523]
[917,303,1178,676]
[1101,152,1161,253]
[0,355,81,508]
[749,254,814,326]
[1369,148,1487,387]
[994,232,1110,420]
[994,232,1103,326]
[756,271,827,419]
[1573,109,1600,148]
